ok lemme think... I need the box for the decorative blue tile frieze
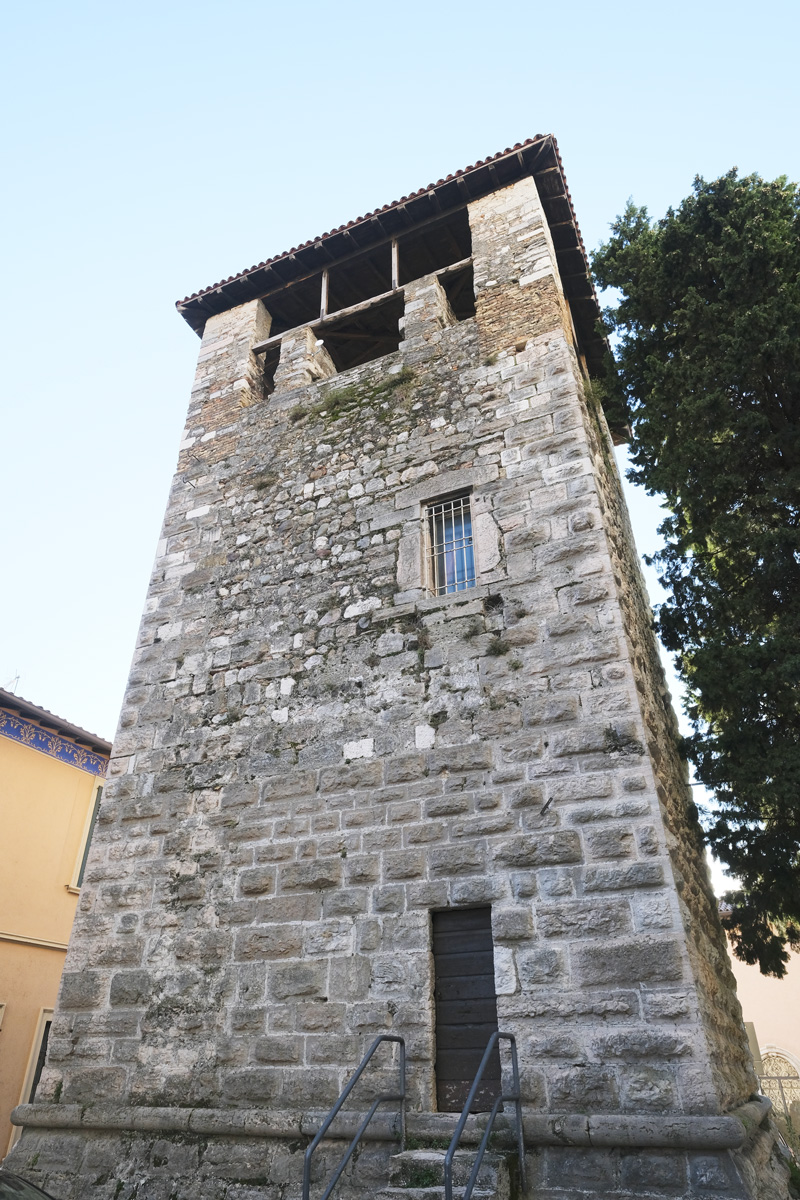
[0,708,109,777]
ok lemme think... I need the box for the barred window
[426,492,476,596]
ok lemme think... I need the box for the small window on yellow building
[8,1007,53,1153]
[68,785,103,892]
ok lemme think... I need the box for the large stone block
[59,971,105,1009]
[269,962,327,1000]
[109,970,153,1006]
[572,939,684,986]
[494,832,583,867]
[537,899,632,939]
[235,926,303,960]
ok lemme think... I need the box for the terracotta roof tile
[177,138,548,307]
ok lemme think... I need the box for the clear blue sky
[2,0,798,742]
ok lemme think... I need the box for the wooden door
[432,907,500,1112]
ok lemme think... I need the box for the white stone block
[397,532,422,592]
[494,947,518,995]
[343,596,382,619]
[415,725,436,750]
[475,511,502,574]
[343,738,374,760]
[377,632,404,657]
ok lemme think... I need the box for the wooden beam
[427,188,442,214]
[321,331,399,343]
[180,138,558,319]
[253,288,395,352]
[391,240,399,290]
[250,210,472,309]
[455,177,471,203]
[435,256,472,277]
[252,256,472,354]
[320,270,329,319]
[442,223,464,262]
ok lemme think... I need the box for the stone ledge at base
[11,1097,770,1151]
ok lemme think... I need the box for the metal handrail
[444,1032,526,1200]
[302,1034,406,1200]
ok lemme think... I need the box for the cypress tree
[592,171,800,976]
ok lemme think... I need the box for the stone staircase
[374,1147,513,1200]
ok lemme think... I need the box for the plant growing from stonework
[592,170,800,975]
[486,635,510,657]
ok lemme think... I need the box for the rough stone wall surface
[580,384,758,1112]
[8,175,782,1200]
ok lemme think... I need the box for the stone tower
[8,137,788,1200]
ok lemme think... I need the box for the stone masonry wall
[8,174,776,1200]
[580,387,758,1112]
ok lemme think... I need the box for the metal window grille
[426,493,476,596]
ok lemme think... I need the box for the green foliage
[400,1163,441,1188]
[787,1156,800,1196]
[592,171,800,975]
[486,635,510,657]
[311,367,416,422]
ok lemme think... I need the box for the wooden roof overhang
[176,135,607,378]
[0,688,112,755]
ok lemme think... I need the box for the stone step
[383,1147,510,1198]
[375,1190,494,1200]
[390,1148,503,1189]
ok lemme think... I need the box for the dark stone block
[429,844,486,876]
[384,754,426,783]
[427,743,493,774]
[537,899,632,939]
[545,1145,618,1186]
[494,832,582,867]
[239,867,277,895]
[621,1150,687,1190]
[572,939,683,986]
[319,761,383,792]
[269,962,327,1000]
[585,827,635,860]
[59,971,105,1009]
[492,906,534,940]
[279,860,342,891]
[689,1152,745,1194]
[109,970,153,1006]
[583,862,665,891]
[235,925,303,960]
[517,947,564,985]
[592,1029,691,1058]
[253,1035,303,1063]
[62,1067,127,1103]
[221,1067,281,1103]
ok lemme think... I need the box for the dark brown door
[432,907,500,1112]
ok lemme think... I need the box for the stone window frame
[395,467,504,605]
[423,489,478,598]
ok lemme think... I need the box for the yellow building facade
[0,689,110,1156]
[731,951,800,1149]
